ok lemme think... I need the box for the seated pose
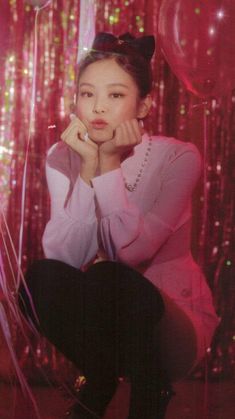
[19,32,219,419]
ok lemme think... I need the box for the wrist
[80,159,97,185]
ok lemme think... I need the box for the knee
[22,258,67,294]
[19,259,49,299]
[26,258,60,280]
[18,259,57,322]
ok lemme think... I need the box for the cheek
[76,103,86,120]
[76,109,82,119]
[118,103,138,120]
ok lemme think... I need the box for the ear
[137,94,152,119]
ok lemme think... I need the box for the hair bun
[92,32,155,62]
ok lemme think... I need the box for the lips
[90,119,108,129]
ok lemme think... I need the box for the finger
[61,117,79,139]
[123,122,134,144]
[61,118,87,142]
[61,124,83,144]
[132,119,142,143]
[70,117,87,134]
[114,123,126,146]
[73,120,88,140]
[115,122,133,148]
[129,119,142,144]
[66,114,87,133]
[61,123,79,141]
[122,120,141,145]
[69,115,87,135]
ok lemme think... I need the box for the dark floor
[0,379,235,419]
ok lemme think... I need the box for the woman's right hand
[61,114,98,184]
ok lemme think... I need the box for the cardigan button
[181,288,192,298]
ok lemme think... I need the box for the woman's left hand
[99,119,142,173]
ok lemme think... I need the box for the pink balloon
[25,0,51,7]
[158,0,235,98]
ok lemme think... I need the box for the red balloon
[25,0,51,7]
[158,0,235,98]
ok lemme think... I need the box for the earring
[138,119,144,128]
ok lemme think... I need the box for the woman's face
[76,58,144,143]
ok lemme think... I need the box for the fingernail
[69,113,76,120]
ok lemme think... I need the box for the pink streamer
[17,7,40,285]
[0,302,41,418]
[77,0,96,62]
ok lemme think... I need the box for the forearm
[42,215,98,268]
[45,161,98,267]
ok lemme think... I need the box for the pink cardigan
[43,134,219,360]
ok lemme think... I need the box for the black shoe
[128,377,175,419]
[155,385,175,419]
[64,400,101,418]
[64,378,117,419]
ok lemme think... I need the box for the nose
[92,98,106,114]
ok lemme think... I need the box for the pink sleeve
[42,160,98,268]
[92,145,201,265]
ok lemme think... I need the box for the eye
[110,93,125,98]
[80,91,93,97]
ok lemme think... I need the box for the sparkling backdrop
[0,0,81,384]
[0,0,234,383]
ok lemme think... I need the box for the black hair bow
[92,32,155,61]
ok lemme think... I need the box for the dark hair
[76,33,155,98]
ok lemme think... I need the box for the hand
[99,119,142,173]
[61,114,98,184]
[61,114,98,161]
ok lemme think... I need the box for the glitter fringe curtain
[0,0,81,384]
[0,0,234,383]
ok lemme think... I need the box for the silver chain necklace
[124,137,152,192]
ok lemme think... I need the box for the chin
[88,128,114,143]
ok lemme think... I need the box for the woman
[19,32,219,418]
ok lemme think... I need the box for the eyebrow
[79,82,129,89]
[107,83,129,89]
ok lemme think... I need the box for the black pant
[19,259,165,418]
